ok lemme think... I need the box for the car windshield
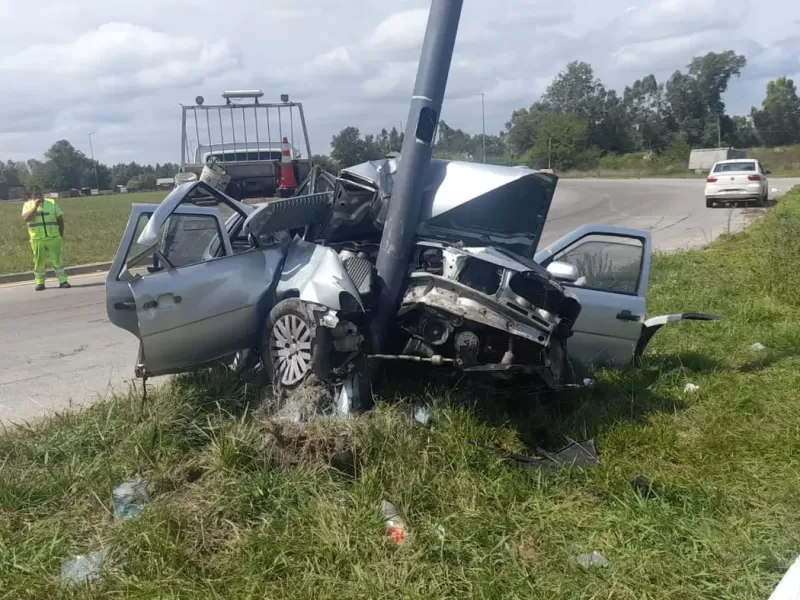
[713,162,756,173]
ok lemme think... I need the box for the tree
[540,61,606,122]
[623,75,673,151]
[0,161,29,187]
[330,126,404,167]
[664,51,747,146]
[751,77,800,147]
[311,154,340,173]
[521,113,599,170]
[41,140,88,190]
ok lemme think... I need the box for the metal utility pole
[717,116,722,148]
[88,132,100,190]
[548,137,552,169]
[481,92,486,163]
[372,0,464,351]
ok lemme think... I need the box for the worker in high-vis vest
[21,186,71,291]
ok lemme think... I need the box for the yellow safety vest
[22,197,62,240]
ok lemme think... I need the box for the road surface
[2,177,799,425]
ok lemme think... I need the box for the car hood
[339,157,558,256]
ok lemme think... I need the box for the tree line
[4,49,799,189]
[0,140,179,193]
[327,50,800,171]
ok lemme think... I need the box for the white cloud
[1,0,799,164]
[364,9,430,52]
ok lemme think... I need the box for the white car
[705,158,770,208]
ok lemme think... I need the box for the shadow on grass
[381,350,721,453]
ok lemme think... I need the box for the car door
[106,185,285,377]
[534,224,652,367]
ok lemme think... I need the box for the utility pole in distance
[88,132,100,190]
[371,0,464,351]
[481,92,486,163]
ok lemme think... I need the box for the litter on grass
[112,478,149,521]
[751,342,766,352]
[60,550,104,585]
[572,551,610,568]
[380,500,409,545]
[684,383,700,393]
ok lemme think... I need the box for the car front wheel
[263,298,332,391]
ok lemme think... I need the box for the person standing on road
[21,186,71,291]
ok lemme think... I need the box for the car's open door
[535,225,653,367]
[535,225,721,367]
[106,184,283,377]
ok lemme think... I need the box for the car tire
[706,198,714,208]
[262,298,332,392]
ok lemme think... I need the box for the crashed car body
[106,159,718,405]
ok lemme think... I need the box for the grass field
[2,187,800,598]
[559,143,800,179]
[0,192,164,275]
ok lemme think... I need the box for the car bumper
[706,192,762,201]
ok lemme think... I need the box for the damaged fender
[276,239,365,312]
[634,312,722,363]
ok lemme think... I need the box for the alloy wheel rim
[270,315,313,386]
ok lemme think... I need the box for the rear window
[713,162,756,173]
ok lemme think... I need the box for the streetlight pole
[481,92,486,163]
[88,132,100,190]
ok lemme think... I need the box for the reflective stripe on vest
[27,200,60,239]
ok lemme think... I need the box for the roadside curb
[0,262,112,285]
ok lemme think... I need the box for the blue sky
[1,0,798,165]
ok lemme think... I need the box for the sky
[1,0,799,166]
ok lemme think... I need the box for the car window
[118,212,224,280]
[552,234,644,295]
[713,162,756,173]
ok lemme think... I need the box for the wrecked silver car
[106,159,719,413]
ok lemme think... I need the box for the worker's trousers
[30,237,68,285]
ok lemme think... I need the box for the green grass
[0,192,165,275]
[3,188,800,598]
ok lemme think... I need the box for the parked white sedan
[705,158,770,208]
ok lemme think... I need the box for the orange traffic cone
[277,137,297,197]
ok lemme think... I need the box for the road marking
[0,270,107,290]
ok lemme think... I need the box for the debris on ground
[684,383,700,393]
[412,405,433,425]
[572,551,610,568]
[434,524,446,541]
[60,550,104,585]
[751,342,766,352]
[380,500,409,546]
[471,438,599,471]
[112,478,149,521]
[583,378,595,387]
[631,475,661,499]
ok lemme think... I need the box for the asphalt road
[2,177,799,425]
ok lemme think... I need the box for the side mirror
[547,261,579,283]
[247,232,261,248]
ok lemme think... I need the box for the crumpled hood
[339,157,558,256]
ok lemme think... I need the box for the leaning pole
[371,0,464,350]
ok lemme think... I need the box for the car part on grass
[112,478,149,521]
[471,438,599,471]
[634,312,723,364]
